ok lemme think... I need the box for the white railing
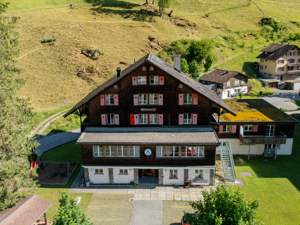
[226,139,236,182]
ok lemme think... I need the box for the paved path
[130,201,163,225]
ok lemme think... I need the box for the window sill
[150,83,159,85]
[183,103,193,105]
[119,173,129,175]
[94,173,104,175]
[169,177,178,179]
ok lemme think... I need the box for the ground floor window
[95,169,103,174]
[119,169,128,175]
[195,170,203,179]
[169,169,178,179]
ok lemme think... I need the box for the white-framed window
[139,114,148,124]
[234,80,239,85]
[93,146,104,157]
[278,67,284,71]
[149,114,158,124]
[194,146,204,157]
[223,125,231,133]
[279,60,284,64]
[117,146,126,157]
[245,125,253,132]
[169,169,178,179]
[169,147,179,157]
[106,114,115,125]
[105,146,113,157]
[149,94,158,105]
[195,170,203,179]
[157,146,167,157]
[234,89,240,93]
[150,76,159,85]
[95,169,103,174]
[129,146,139,157]
[184,94,193,105]
[183,114,192,124]
[286,52,291,56]
[260,65,263,70]
[227,81,230,86]
[181,146,192,157]
[105,94,114,105]
[241,80,245,85]
[119,169,128,175]
[266,125,275,137]
[138,94,148,105]
[137,76,146,85]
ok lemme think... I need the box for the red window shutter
[132,76,137,85]
[133,94,139,106]
[101,114,106,125]
[241,125,245,131]
[100,94,105,106]
[134,114,139,125]
[178,94,184,105]
[253,125,258,132]
[219,125,223,133]
[159,76,164,85]
[178,114,183,125]
[158,94,163,105]
[277,60,280,64]
[192,114,197,125]
[130,114,135,125]
[298,59,300,63]
[193,94,198,105]
[277,67,279,72]
[231,125,237,133]
[114,94,119,106]
[159,114,163,125]
[114,114,119,125]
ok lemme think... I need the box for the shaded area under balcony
[239,131,287,145]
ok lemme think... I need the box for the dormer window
[150,76,159,85]
[105,94,114,105]
[137,76,146,85]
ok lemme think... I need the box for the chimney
[116,67,121,77]
[173,55,181,72]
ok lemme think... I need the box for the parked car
[180,213,196,225]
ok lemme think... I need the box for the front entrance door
[227,91,230,97]
[142,169,158,177]
[138,169,159,184]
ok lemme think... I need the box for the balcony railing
[287,63,300,67]
[239,131,287,145]
[287,70,300,74]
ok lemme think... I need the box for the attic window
[114,85,118,89]
[150,66,154,71]
[142,66,146,71]
[179,84,183,88]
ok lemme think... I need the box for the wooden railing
[239,131,287,145]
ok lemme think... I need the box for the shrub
[238,92,244,99]
[188,60,200,78]
[181,58,189,74]
[41,38,56,43]
[259,90,264,96]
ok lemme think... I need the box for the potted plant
[184,178,190,188]
[85,179,90,188]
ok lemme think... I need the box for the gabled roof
[257,44,299,61]
[64,53,236,117]
[199,69,250,84]
[261,44,284,52]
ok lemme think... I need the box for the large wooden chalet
[64,53,298,186]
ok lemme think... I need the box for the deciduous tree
[0,2,38,210]
[158,0,172,17]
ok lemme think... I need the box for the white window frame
[106,114,115,125]
[137,76,146,85]
[266,125,275,137]
[105,94,114,105]
[149,94,158,105]
[95,169,103,174]
[129,146,139,157]
[138,94,148,105]
[117,146,126,157]
[261,59,264,63]
[183,94,193,105]
[245,125,253,132]
[234,89,240,93]
[157,146,167,157]
[105,146,113,157]
[227,81,230,86]
[195,169,204,179]
[149,114,158,124]
[150,76,159,85]
[183,114,192,124]
[139,114,148,124]
[223,125,231,133]
[170,147,180,157]
[119,169,128,175]
[169,169,178,179]
[279,60,284,64]
[241,80,245,85]
[194,146,204,157]
[93,146,104,157]
[234,80,239,85]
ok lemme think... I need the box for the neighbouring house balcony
[239,131,287,145]
[287,70,300,74]
[287,63,300,67]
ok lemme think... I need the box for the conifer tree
[0,2,38,210]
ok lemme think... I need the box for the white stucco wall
[220,87,248,99]
[89,168,109,184]
[163,168,184,185]
[113,168,134,184]
[277,138,293,155]
[219,138,265,155]
[188,169,210,185]
[293,82,300,90]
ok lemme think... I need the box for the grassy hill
[5,0,300,111]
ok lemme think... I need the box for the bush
[238,92,244,99]
[188,60,200,78]
[41,38,56,43]
[259,90,264,96]
[181,58,189,74]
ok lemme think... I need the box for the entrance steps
[217,140,236,182]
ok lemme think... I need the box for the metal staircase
[217,140,236,182]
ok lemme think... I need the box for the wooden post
[67,161,70,177]
[44,212,48,225]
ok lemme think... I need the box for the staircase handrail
[226,139,236,181]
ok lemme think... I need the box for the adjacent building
[257,43,300,89]
[199,69,252,99]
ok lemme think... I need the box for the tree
[158,0,172,17]
[188,60,200,79]
[187,39,214,64]
[181,58,189,74]
[185,185,260,225]
[204,54,214,72]
[53,192,93,225]
[0,2,39,210]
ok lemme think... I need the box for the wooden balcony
[287,70,300,74]
[239,131,287,145]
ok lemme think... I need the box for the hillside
[6,0,300,110]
